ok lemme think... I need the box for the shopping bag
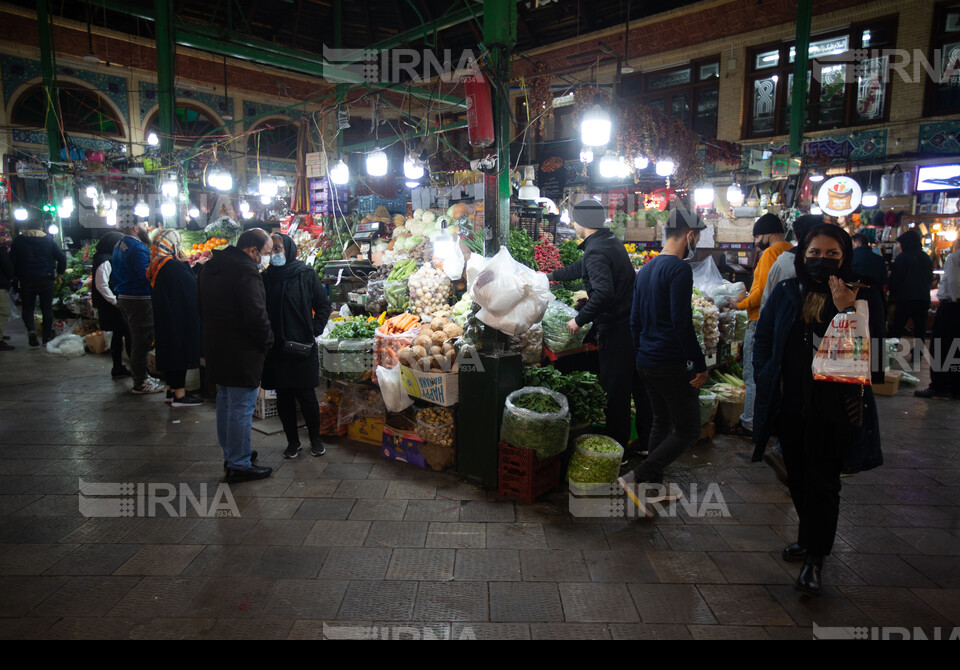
[812,300,871,384]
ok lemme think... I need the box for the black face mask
[757,239,770,251]
[805,257,841,283]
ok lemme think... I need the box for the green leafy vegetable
[522,366,606,426]
[500,387,570,459]
[567,434,624,489]
[508,229,536,270]
[541,300,591,353]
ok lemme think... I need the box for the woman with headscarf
[751,224,885,596]
[148,229,203,407]
[261,233,331,458]
[92,231,132,379]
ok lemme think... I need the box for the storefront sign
[817,176,862,216]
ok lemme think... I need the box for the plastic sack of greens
[710,281,747,309]
[689,256,724,294]
[699,390,717,426]
[541,300,591,352]
[567,434,624,492]
[500,386,570,459]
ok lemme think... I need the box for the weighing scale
[352,221,387,261]
[322,259,375,306]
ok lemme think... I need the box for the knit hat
[572,200,607,229]
[791,214,822,245]
[753,213,785,236]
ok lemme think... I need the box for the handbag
[880,165,913,198]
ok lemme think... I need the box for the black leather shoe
[224,463,273,483]
[782,542,807,562]
[223,450,258,470]
[795,556,823,596]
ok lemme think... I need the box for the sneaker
[171,394,204,408]
[914,387,951,399]
[310,438,326,457]
[165,390,174,404]
[111,366,132,379]
[283,444,302,459]
[0,341,14,351]
[28,331,39,347]
[719,421,753,438]
[131,381,165,395]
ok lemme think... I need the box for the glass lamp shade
[694,186,715,208]
[861,190,878,208]
[330,159,350,185]
[726,183,744,207]
[599,152,620,179]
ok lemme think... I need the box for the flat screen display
[916,164,960,191]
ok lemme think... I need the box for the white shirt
[95,261,118,306]
[939,250,960,302]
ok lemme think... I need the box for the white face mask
[685,232,698,261]
[259,254,270,269]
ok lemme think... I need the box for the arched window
[247,118,298,160]
[145,103,222,147]
[11,83,125,138]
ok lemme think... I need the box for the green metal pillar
[483,0,517,254]
[789,0,813,156]
[37,0,61,161]
[155,0,177,155]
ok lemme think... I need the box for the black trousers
[19,277,55,340]
[597,323,651,450]
[890,299,931,343]
[929,301,960,394]
[635,364,700,484]
[777,408,844,557]
[111,319,131,369]
[165,370,187,390]
[276,387,322,447]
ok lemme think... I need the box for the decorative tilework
[918,121,960,155]
[742,129,887,168]
[12,129,122,156]
[139,83,233,123]
[243,102,305,130]
[1,55,129,122]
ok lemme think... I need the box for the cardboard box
[306,164,326,178]
[381,420,427,468]
[399,366,459,406]
[305,152,322,166]
[873,370,903,397]
[348,414,384,446]
[715,400,744,429]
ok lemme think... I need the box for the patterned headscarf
[146,229,182,288]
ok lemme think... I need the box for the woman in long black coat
[92,231,132,378]
[262,233,331,458]
[148,230,203,407]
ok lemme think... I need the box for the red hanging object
[464,74,494,148]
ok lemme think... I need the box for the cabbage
[392,226,406,239]
[407,220,425,236]
[409,235,424,246]
[421,211,436,224]
[413,209,425,220]
[406,218,417,228]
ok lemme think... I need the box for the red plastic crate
[497,441,564,504]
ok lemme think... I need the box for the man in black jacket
[851,233,887,289]
[548,199,652,452]
[10,221,66,346]
[0,242,14,351]
[198,228,275,483]
[890,229,934,349]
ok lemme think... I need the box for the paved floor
[0,322,958,640]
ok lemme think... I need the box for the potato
[442,323,463,338]
[428,345,442,356]
[431,317,447,329]
[413,335,432,349]
[431,331,447,346]
[442,341,454,354]
[420,327,434,340]
[431,354,446,371]
[398,346,413,362]
[419,357,433,372]
[411,345,427,360]
[444,349,456,370]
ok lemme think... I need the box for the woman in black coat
[147,230,203,407]
[92,231,132,378]
[752,224,884,597]
[262,233,331,458]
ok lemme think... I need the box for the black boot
[782,542,807,562]
[795,555,823,596]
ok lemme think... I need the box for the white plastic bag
[812,300,871,384]
[442,241,465,281]
[45,334,86,358]
[377,364,414,413]
[689,256,724,294]
[469,247,533,316]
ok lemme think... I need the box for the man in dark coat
[198,228,275,482]
[92,231,131,377]
[0,242,15,351]
[261,233,331,458]
[548,199,652,453]
[10,220,66,346]
[889,229,934,348]
[851,233,888,290]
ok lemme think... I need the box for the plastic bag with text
[812,300,871,385]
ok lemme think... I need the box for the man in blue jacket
[623,209,708,497]
[113,221,162,394]
[10,221,66,346]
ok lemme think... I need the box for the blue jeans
[216,386,259,469]
[740,320,757,430]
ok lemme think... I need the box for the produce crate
[873,370,903,397]
[357,195,406,216]
[382,416,428,469]
[255,394,278,420]
[497,441,564,505]
[348,414,384,446]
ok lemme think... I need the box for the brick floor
[1,325,959,639]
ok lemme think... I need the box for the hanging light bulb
[656,159,676,177]
[366,148,388,177]
[134,197,150,218]
[14,206,28,221]
[634,156,649,170]
[560,209,571,225]
[160,200,176,218]
[808,170,824,183]
[85,185,98,200]
[161,176,179,198]
[259,176,278,198]
[599,152,620,179]
[58,196,74,219]
[518,166,540,199]
[330,158,350,185]
[861,188,878,208]
[275,176,288,189]
[48,224,59,235]
[945,229,958,242]
[188,206,200,219]
[580,147,594,164]
[403,154,424,180]
[726,181,744,207]
[216,171,233,192]
[616,156,632,180]
[106,208,117,226]
[694,184,715,208]
[242,210,254,220]
[206,169,221,190]
[260,194,272,205]
[405,180,421,189]
[239,200,250,214]
[147,132,159,146]
[580,104,612,147]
